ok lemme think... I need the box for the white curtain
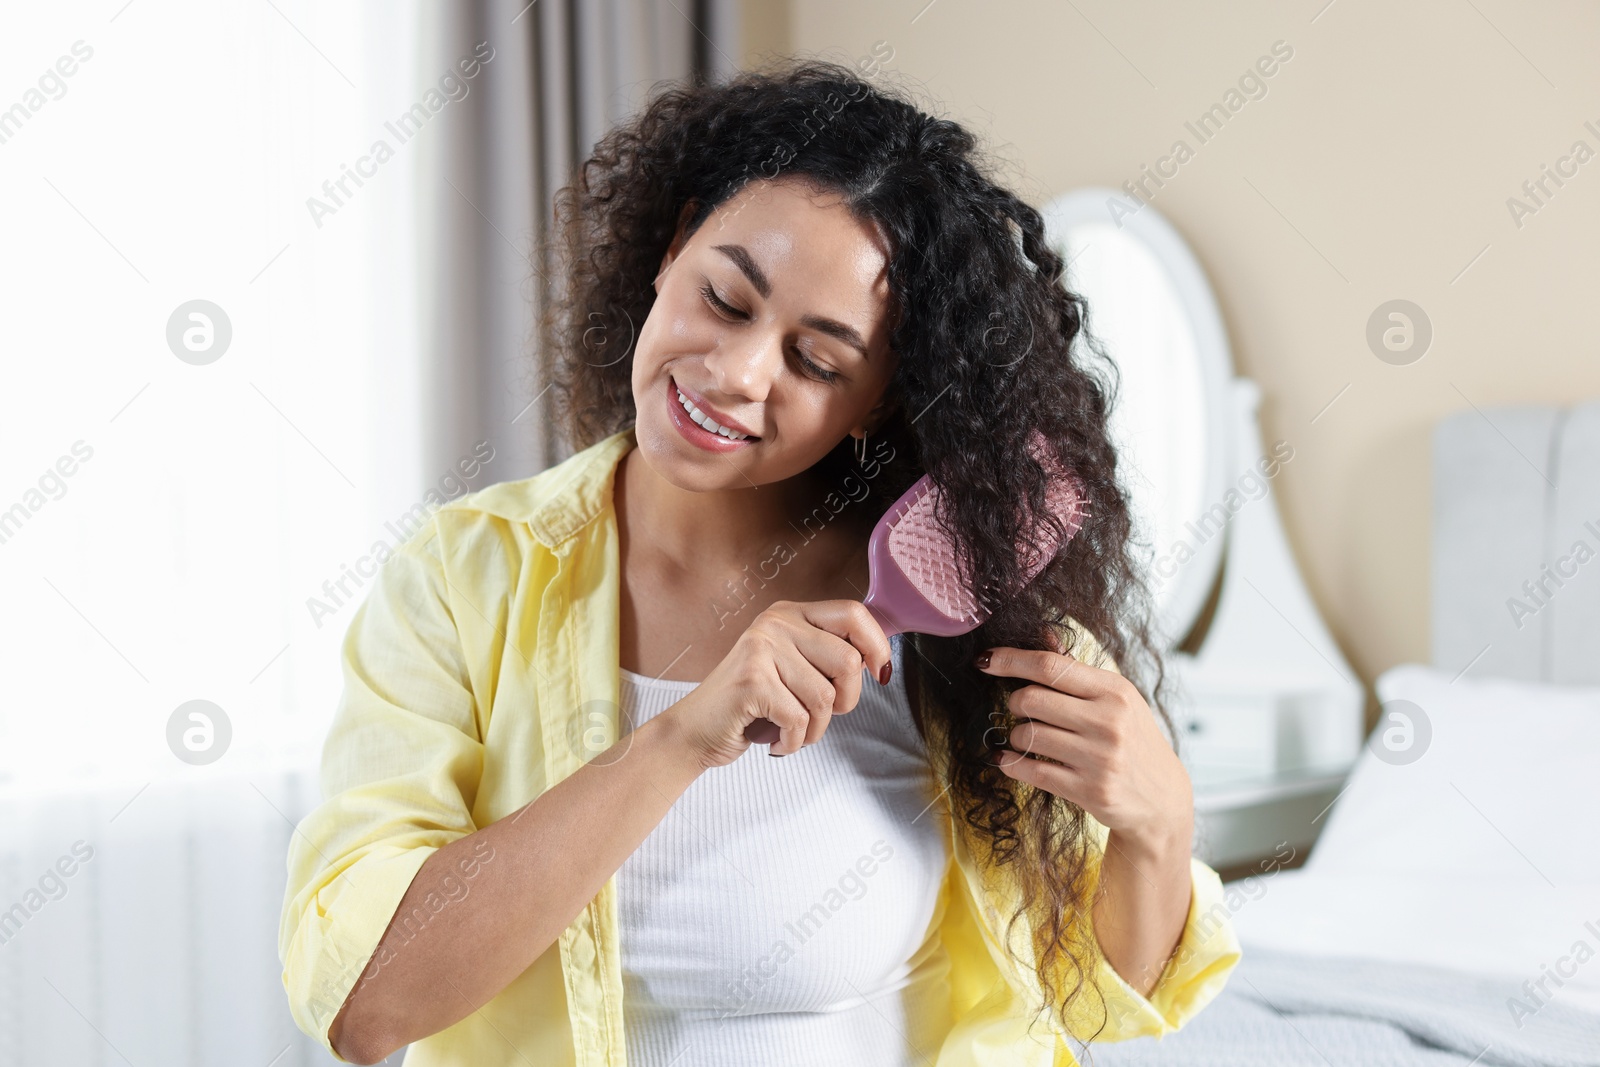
[0,2,738,1063]
[416,0,742,478]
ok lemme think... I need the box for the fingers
[775,601,871,707]
[1005,682,1098,735]
[995,748,1085,802]
[793,600,892,688]
[757,659,815,757]
[771,642,837,753]
[1006,716,1093,765]
[775,616,865,714]
[748,600,887,758]
[974,643,1117,702]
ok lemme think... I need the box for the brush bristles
[886,469,1090,624]
[886,485,986,622]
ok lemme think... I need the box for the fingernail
[973,649,992,670]
[769,750,785,758]
[879,662,892,685]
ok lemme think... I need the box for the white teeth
[676,388,750,441]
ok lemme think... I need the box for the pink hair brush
[745,430,1090,743]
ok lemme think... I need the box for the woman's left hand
[975,634,1193,852]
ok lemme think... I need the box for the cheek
[631,305,683,398]
[781,390,849,437]
[637,293,719,369]
[634,301,670,366]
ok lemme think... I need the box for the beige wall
[745,0,1600,722]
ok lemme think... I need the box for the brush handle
[743,718,782,744]
[744,438,1085,746]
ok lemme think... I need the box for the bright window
[0,1,427,794]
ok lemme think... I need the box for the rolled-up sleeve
[277,517,484,1061]
[1070,851,1242,1042]
[1050,618,1243,1045]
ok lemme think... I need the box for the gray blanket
[1080,945,1600,1067]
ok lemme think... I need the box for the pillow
[1306,663,1600,883]
[1227,870,1600,1005]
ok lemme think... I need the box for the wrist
[642,704,714,780]
[1107,814,1193,868]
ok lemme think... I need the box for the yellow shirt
[278,426,1241,1066]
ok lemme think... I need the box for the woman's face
[630,177,899,493]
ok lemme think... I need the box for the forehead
[695,178,893,314]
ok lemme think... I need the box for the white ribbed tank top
[615,633,954,1067]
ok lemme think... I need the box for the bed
[1083,400,1600,1065]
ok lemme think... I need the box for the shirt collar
[458,426,635,549]
[529,427,636,548]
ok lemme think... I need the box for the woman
[279,59,1239,1066]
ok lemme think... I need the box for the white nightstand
[1169,661,1361,874]
[1189,763,1351,873]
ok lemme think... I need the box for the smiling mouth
[669,376,759,444]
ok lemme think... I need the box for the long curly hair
[537,56,1177,1042]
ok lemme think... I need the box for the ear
[851,391,898,439]
[654,199,700,293]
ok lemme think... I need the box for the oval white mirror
[1039,188,1235,648]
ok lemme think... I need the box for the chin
[630,363,763,484]
[631,418,736,493]
[627,399,747,495]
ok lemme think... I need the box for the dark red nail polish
[879,662,892,685]
[974,650,992,670]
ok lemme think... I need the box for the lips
[672,378,759,439]
[665,376,758,452]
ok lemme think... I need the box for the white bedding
[1084,665,1600,1063]
[1224,869,1600,1015]
[1308,663,1600,884]
[1222,663,1600,1013]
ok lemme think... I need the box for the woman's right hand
[662,600,893,768]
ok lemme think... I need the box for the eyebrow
[712,243,872,363]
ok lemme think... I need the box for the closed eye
[699,282,745,321]
[697,281,842,384]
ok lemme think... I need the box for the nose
[702,328,784,405]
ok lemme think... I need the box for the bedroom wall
[740,0,1600,726]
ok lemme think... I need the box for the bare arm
[329,711,705,1064]
[327,598,891,1064]
[1091,822,1194,997]
[976,640,1197,1001]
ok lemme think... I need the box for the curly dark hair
[536,55,1178,1043]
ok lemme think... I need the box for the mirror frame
[1039,187,1236,648]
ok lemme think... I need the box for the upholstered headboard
[1433,400,1600,684]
